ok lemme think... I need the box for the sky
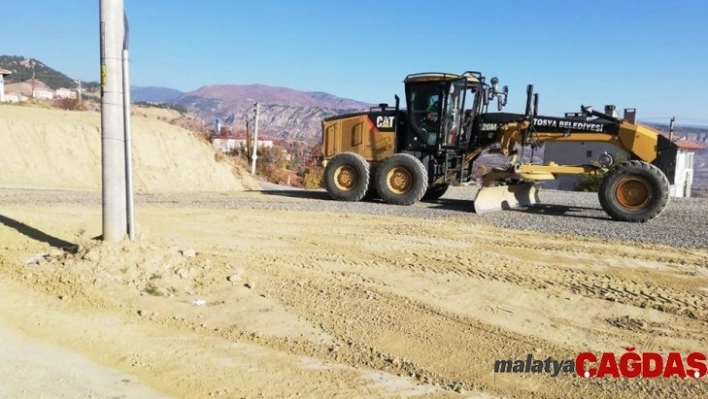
[1,0,707,124]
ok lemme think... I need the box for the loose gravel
[1,184,707,249]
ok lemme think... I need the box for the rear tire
[323,152,370,201]
[598,160,670,222]
[421,184,449,201]
[374,153,428,205]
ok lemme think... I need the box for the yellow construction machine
[319,71,679,222]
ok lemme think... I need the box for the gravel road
[1,183,706,249]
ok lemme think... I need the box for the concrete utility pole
[251,102,260,175]
[100,0,127,242]
[122,11,135,241]
[245,118,251,160]
[75,80,83,103]
[669,117,675,142]
[30,60,36,99]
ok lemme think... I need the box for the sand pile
[0,104,259,192]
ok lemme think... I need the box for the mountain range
[128,84,376,143]
[172,84,374,142]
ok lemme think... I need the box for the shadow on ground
[0,214,79,253]
[258,189,331,201]
[501,204,610,221]
[258,189,607,220]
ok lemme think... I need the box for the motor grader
[319,71,678,222]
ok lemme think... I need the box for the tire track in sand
[235,254,708,399]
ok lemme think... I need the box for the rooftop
[0,67,11,75]
[639,123,708,150]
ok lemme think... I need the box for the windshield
[442,79,478,146]
[407,79,479,147]
[408,84,442,145]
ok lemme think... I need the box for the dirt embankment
[0,104,259,192]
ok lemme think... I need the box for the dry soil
[0,200,706,398]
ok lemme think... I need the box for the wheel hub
[615,177,650,209]
[334,165,357,191]
[386,167,412,194]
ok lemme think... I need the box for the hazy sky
[2,0,707,124]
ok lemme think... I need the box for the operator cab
[401,71,505,153]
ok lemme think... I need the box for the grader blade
[472,182,541,214]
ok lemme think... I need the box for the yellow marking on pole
[101,65,107,87]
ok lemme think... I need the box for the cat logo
[376,115,395,129]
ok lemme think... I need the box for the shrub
[303,167,324,189]
[253,145,289,182]
[574,173,604,192]
[574,153,627,192]
[53,98,86,111]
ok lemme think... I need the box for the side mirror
[491,77,499,91]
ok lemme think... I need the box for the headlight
[598,152,614,167]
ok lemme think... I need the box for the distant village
[1,66,82,103]
[3,87,80,103]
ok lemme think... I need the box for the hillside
[0,55,99,91]
[173,84,375,143]
[0,104,259,192]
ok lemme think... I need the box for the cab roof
[403,72,481,84]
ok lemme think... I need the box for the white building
[543,125,707,198]
[211,138,273,153]
[55,88,77,99]
[3,93,23,103]
[665,138,706,197]
[0,67,11,102]
[32,89,54,100]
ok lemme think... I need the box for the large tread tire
[598,160,670,222]
[421,184,450,202]
[323,152,370,202]
[374,153,428,206]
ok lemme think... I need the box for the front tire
[374,153,428,205]
[323,152,370,201]
[598,160,670,222]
